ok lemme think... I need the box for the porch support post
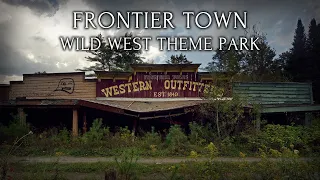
[72,108,79,137]
[133,119,137,134]
[83,111,87,133]
[305,112,312,126]
[255,113,261,131]
[18,108,26,126]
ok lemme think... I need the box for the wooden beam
[133,119,137,135]
[18,108,26,126]
[261,105,320,113]
[305,112,312,126]
[72,108,79,137]
[255,113,261,131]
[139,112,186,120]
[83,111,87,133]
[158,119,184,125]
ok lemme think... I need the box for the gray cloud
[0,0,320,82]
[2,0,69,16]
[32,36,47,42]
[0,43,52,75]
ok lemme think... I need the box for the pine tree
[286,19,307,81]
[242,29,277,81]
[306,18,318,80]
[77,34,117,71]
[206,42,243,74]
[309,21,320,103]
[113,32,144,72]
[275,51,291,77]
[166,53,192,64]
[315,23,320,103]
[206,24,280,81]
[77,32,143,72]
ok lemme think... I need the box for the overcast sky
[0,0,319,83]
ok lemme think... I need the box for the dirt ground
[10,156,313,164]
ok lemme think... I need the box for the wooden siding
[9,73,96,100]
[0,85,10,101]
[232,82,313,105]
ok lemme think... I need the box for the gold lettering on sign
[101,81,153,97]
[139,81,145,90]
[113,86,119,95]
[100,80,219,97]
[145,81,152,90]
[132,82,139,92]
[164,80,170,90]
[171,80,177,89]
[183,81,189,90]
[177,80,183,90]
[119,84,125,94]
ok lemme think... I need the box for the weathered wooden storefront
[0,64,220,136]
[0,63,319,136]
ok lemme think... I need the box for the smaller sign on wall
[54,78,75,94]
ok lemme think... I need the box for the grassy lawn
[7,158,320,180]
[1,119,320,179]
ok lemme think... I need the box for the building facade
[1,63,319,136]
[0,64,221,136]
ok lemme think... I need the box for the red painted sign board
[96,72,213,98]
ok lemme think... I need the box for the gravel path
[10,156,315,164]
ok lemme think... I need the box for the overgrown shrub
[205,142,219,159]
[51,128,70,145]
[1,115,320,158]
[139,127,161,148]
[188,122,215,146]
[113,149,139,180]
[81,118,110,144]
[0,115,30,143]
[198,97,246,140]
[165,125,189,155]
[306,119,320,154]
[246,124,309,154]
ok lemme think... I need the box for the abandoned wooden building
[0,64,319,136]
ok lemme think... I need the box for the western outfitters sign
[96,72,217,98]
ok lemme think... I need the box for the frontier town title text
[59,11,260,51]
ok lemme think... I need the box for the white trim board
[95,97,233,102]
[96,97,204,101]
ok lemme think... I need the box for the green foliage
[233,121,320,157]
[188,122,214,146]
[286,19,307,81]
[200,96,246,140]
[249,124,308,152]
[52,128,70,145]
[1,131,33,180]
[165,125,189,154]
[114,149,139,180]
[0,115,30,143]
[269,149,282,158]
[8,159,320,180]
[140,127,161,149]
[81,119,109,143]
[206,24,282,81]
[166,53,192,64]
[205,142,219,159]
[161,165,184,180]
[189,150,199,158]
[119,126,133,141]
[1,117,320,158]
[77,32,143,72]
